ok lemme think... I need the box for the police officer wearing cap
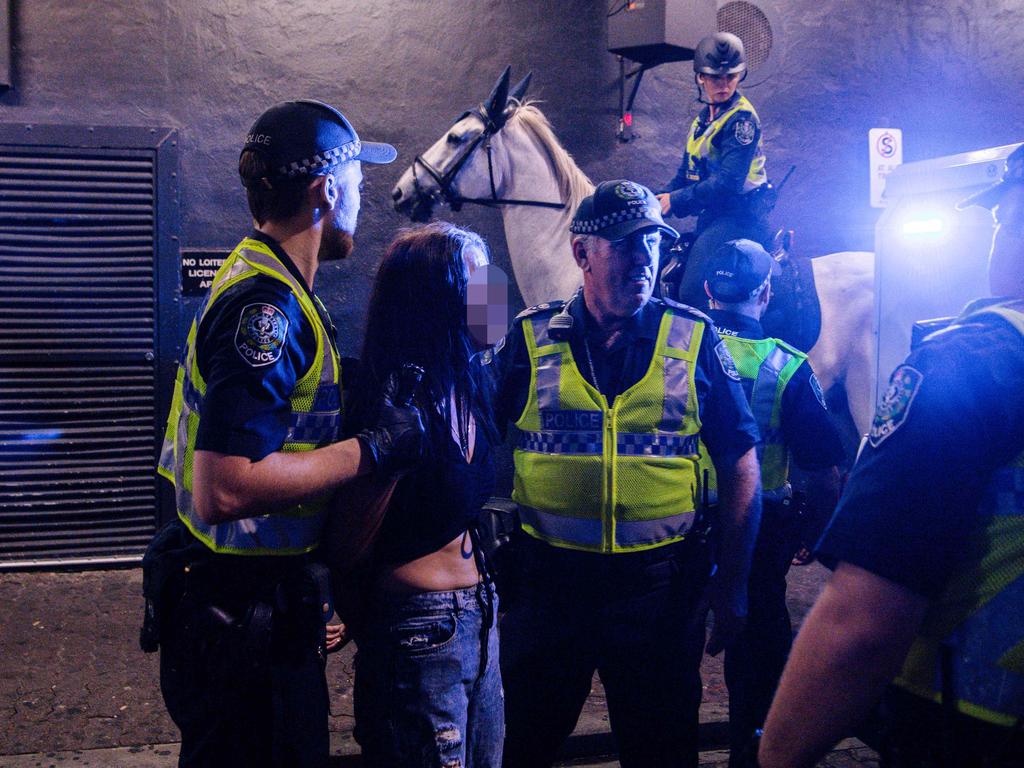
[656,32,772,310]
[491,180,762,767]
[149,100,425,767]
[759,144,1024,768]
[699,239,844,768]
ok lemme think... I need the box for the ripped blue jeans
[353,583,503,768]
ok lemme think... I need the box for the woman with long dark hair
[348,222,503,767]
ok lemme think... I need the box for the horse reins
[412,107,565,212]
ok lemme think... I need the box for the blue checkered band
[616,432,699,457]
[279,140,361,178]
[286,411,342,444]
[519,429,603,455]
[182,374,203,413]
[570,205,657,235]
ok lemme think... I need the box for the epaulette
[655,295,712,324]
[514,300,565,322]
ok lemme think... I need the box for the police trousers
[499,535,711,768]
[158,555,329,768]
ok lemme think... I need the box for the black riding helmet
[693,32,747,76]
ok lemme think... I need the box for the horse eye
[446,132,463,145]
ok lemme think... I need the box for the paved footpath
[0,563,877,767]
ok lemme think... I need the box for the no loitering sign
[181,250,228,296]
[869,128,903,208]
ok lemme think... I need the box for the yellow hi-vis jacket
[699,335,805,503]
[512,305,705,553]
[685,94,767,193]
[157,237,341,556]
[893,299,1024,727]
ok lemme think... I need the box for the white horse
[392,69,876,437]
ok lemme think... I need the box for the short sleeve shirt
[708,310,845,472]
[491,295,759,471]
[193,231,339,461]
[816,310,1024,598]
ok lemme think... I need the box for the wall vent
[0,126,180,569]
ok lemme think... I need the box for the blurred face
[989,184,1024,298]
[698,72,741,104]
[579,229,661,320]
[319,161,362,262]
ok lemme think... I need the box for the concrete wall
[4,0,1024,350]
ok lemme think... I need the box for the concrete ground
[0,562,877,767]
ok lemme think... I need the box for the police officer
[151,100,424,767]
[657,32,772,310]
[699,239,844,768]
[493,180,763,767]
[758,145,1024,768]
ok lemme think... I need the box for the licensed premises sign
[181,250,228,296]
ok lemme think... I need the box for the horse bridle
[412,107,565,212]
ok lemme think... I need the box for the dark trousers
[676,214,771,310]
[158,564,329,768]
[500,537,710,768]
[723,502,801,768]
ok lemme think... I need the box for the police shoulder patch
[734,118,756,146]
[235,302,289,367]
[868,365,923,448]
[715,340,741,381]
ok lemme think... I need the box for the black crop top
[373,421,496,566]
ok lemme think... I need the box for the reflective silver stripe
[182,373,202,412]
[535,355,562,412]
[519,430,603,455]
[520,505,603,547]
[616,511,696,546]
[750,345,794,450]
[666,314,696,351]
[530,314,557,348]
[188,508,326,552]
[616,432,699,457]
[660,357,690,432]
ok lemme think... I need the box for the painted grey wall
[4,0,1024,352]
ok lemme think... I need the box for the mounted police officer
[699,239,844,768]
[759,145,1024,767]
[657,32,773,310]
[491,180,763,767]
[146,100,425,768]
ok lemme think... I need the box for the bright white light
[901,217,945,236]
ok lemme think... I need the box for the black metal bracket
[617,57,651,143]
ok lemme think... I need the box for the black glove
[357,365,425,477]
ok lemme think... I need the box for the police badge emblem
[734,119,756,146]
[868,365,923,447]
[715,340,742,381]
[613,181,646,200]
[235,303,289,367]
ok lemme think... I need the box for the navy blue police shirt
[491,295,760,472]
[708,309,845,472]
[816,304,1024,599]
[194,231,339,461]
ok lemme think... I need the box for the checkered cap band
[278,140,361,178]
[570,206,659,235]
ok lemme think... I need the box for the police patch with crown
[614,182,646,200]
[235,303,290,367]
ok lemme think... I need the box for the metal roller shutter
[0,126,180,569]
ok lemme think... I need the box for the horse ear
[508,71,533,105]
[485,66,512,125]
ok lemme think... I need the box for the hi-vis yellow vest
[893,300,1024,727]
[157,237,341,556]
[685,94,767,193]
[512,305,705,553]
[700,335,804,502]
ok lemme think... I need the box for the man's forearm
[193,437,373,524]
[713,446,761,597]
[758,563,928,768]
